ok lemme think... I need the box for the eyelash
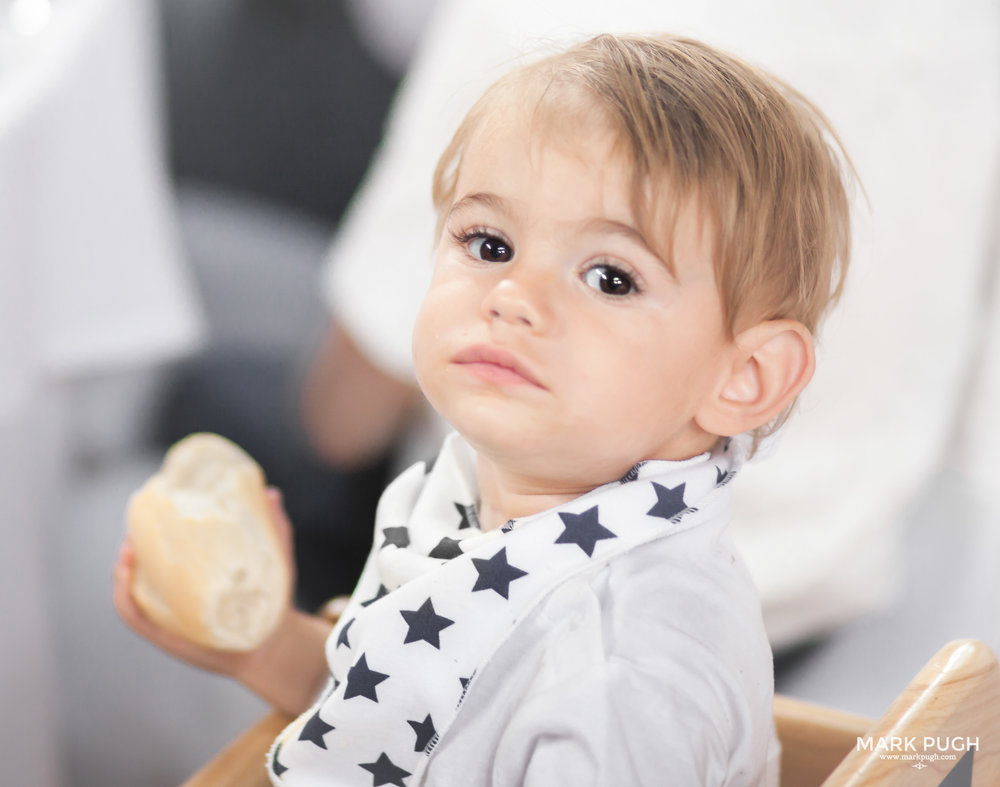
[581,261,642,298]
[451,228,513,264]
[449,227,643,298]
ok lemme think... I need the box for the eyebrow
[585,217,673,275]
[447,192,510,219]
[585,217,656,255]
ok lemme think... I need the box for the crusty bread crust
[127,433,290,651]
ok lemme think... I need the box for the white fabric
[323,0,1000,648]
[269,434,778,786]
[0,0,203,783]
[952,212,1000,506]
[0,0,203,377]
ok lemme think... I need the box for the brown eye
[583,264,634,296]
[469,235,513,262]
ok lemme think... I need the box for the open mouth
[451,345,547,389]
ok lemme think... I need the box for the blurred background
[1,0,997,784]
[2,1,427,783]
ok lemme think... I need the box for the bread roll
[126,433,290,651]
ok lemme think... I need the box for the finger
[117,537,135,570]
[113,554,153,637]
[112,561,147,635]
[266,486,296,568]
[112,542,134,610]
[266,488,291,534]
[112,542,164,642]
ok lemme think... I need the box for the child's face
[413,108,736,488]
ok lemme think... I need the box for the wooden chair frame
[183,639,1000,786]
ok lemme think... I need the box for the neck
[475,453,595,532]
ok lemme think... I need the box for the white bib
[268,433,747,786]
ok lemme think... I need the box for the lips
[451,344,547,389]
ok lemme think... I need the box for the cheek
[568,319,715,415]
[411,293,442,391]
[415,279,460,338]
[411,279,473,391]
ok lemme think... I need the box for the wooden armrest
[824,639,1000,786]
[181,600,346,786]
[181,710,293,787]
[774,694,873,787]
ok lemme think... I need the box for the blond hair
[433,33,854,337]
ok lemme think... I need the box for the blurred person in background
[154,0,438,612]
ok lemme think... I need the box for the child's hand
[112,488,297,679]
[263,486,298,599]
[115,488,333,714]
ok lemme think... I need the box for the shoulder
[540,525,774,720]
[427,522,779,786]
[597,520,773,672]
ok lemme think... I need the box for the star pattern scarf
[267,433,748,786]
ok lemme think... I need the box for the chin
[454,420,524,456]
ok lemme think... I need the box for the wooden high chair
[777,638,1000,786]
[182,638,1000,786]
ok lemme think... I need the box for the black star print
[271,743,288,776]
[407,713,437,752]
[344,653,389,702]
[555,506,616,556]
[647,482,688,521]
[381,526,410,550]
[299,712,334,749]
[619,461,647,484]
[359,752,411,787]
[471,547,528,599]
[337,617,355,649]
[454,501,479,530]
[715,466,735,487]
[400,598,454,649]
[429,536,463,559]
[457,672,476,705]
[361,585,389,607]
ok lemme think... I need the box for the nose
[480,270,549,331]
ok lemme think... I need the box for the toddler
[116,32,851,786]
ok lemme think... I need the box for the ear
[695,320,815,437]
